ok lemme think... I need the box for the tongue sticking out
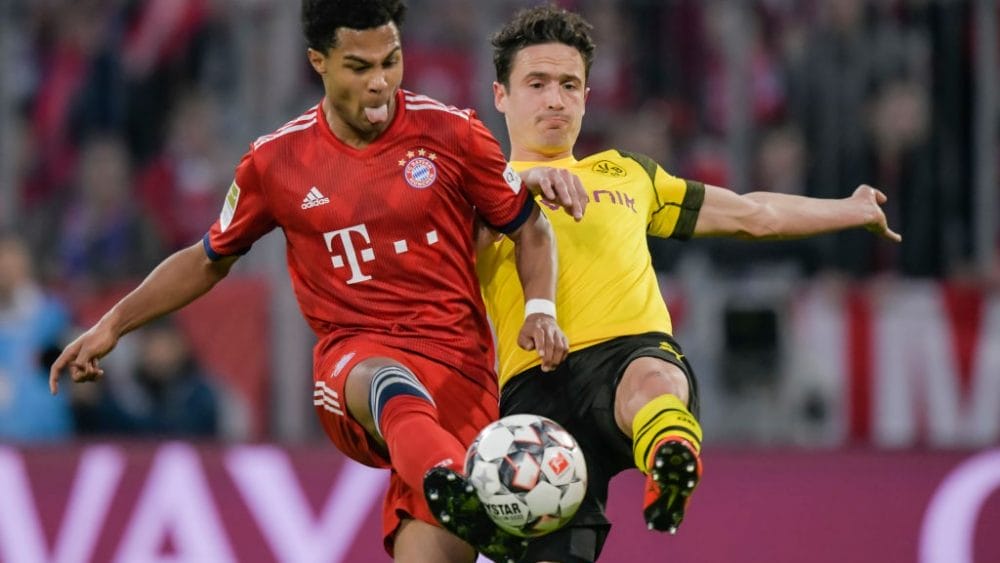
[364,104,389,124]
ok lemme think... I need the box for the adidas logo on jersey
[301,187,330,209]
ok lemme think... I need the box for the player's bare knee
[616,358,690,433]
[620,357,689,405]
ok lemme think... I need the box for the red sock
[378,395,466,492]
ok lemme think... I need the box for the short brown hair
[491,4,595,86]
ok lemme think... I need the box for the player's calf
[423,467,527,563]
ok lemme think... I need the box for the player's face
[494,42,589,161]
[308,23,403,146]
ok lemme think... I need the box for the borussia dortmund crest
[592,160,626,178]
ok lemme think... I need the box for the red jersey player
[48,2,587,562]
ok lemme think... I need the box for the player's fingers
[561,170,580,211]
[544,326,568,369]
[48,350,71,395]
[873,188,888,204]
[518,328,536,351]
[551,172,572,208]
[556,331,569,364]
[572,175,588,220]
[550,172,573,216]
[538,176,555,201]
[71,363,104,383]
[533,328,549,360]
[535,329,559,372]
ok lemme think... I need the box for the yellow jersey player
[468,5,901,562]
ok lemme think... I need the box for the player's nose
[368,72,388,93]
[544,84,564,109]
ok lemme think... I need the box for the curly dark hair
[301,0,408,53]
[491,4,595,86]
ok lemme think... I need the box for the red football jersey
[205,89,531,393]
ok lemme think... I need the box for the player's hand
[49,324,119,395]
[520,166,588,221]
[517,314,569,372]
[851,184,902,242]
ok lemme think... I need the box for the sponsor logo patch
[219,181,240,232]
[503,163,523,194]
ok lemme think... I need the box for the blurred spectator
[16,0,231,219]
[870,79,937,276]
[785,0,923,275]
[47,135,162,291]
[756,123,806,196]
[136,91,231,250]
[606,99,674,167]
[72,319,220,438]
[0,234,73,442]
[581,0,637,112]
[394,0,480,107]
[702,1,786,134]
[18,0,116,210]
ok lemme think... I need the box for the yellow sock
[631,394,702,474]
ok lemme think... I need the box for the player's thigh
[612,333,700,417]
[313,341,421,468]
[393,517,476,563]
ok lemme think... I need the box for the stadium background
[0,0,997,561]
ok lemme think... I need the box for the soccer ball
[465,414,588,537]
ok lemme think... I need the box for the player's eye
[529,82,543,89]
[383,57,399,69]
[562,82,577,91]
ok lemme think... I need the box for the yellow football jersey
[477,150,704,388]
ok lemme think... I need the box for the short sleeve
[648,167,705,240]
[460,113,533,234]
[203,149,278,260]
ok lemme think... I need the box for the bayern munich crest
[399,148,438,189]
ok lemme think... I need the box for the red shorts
[312,336,498,554]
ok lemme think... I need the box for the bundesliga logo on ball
[465,414,588,537]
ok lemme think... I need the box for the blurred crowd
[0,0,993,443]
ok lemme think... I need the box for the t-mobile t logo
[324,224,375,284]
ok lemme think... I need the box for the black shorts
[499,332,699,562]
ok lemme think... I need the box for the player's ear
[307,48,327,75]
[493,81,507,113]
[583,86,591,115]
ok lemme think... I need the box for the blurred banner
[785,280,1000,447]
[1,444,997,563]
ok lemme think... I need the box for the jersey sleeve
[203,149,278,260]
[647,165,705,240]
[460,113,534,234]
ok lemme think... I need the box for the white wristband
[524,298,557,319]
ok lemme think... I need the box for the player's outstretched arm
[506,205,569,372]
[520,166,589,221]
[49,242,239,394]
[693,184,902,242]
